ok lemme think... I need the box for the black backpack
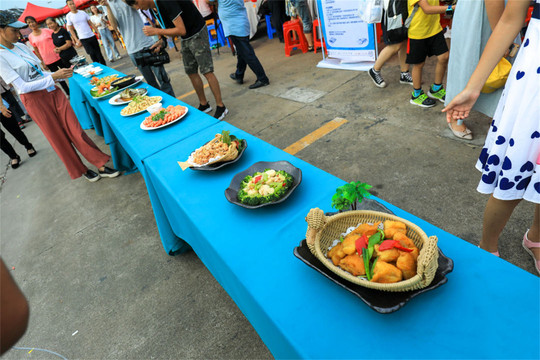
[384,0,419,43]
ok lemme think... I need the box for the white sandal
[448,122,473,140]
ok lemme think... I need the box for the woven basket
[305,208,439,292]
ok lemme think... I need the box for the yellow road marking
[177,84,209,100]
[28,349,34,354]
[283,117,348,155]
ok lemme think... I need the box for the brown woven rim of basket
[305,208,439,292]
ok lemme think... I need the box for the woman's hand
[442,88,481,123]
[54,47,61,53]
[0,105,12,118]
[52,68,73,80]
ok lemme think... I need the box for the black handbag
[384,0,418,43]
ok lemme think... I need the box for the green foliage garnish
[220,130,244,152]
[363,231,384,280]
[331,181,372,211]
[151,110,167,122]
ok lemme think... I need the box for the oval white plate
[140,107,189,130]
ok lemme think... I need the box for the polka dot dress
[476,4,540,204]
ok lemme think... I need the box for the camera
[134,47,170,67]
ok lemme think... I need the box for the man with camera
[123,0,228,120]
[98,0,175,97]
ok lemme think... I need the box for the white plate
[108,88,148,105]
[91,76,144,100]
[140,107,189,131]
[120,96,162,117]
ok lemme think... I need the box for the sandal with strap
[522,230,540,275]
[27,147,37,157]
[11,155,21,169]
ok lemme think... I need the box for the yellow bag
[481,57,512,93]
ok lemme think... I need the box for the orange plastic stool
[312,19,326,54]
[283,19,308,56]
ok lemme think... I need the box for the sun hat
[0,11,28,28]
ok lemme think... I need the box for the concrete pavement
[1,28,536,359]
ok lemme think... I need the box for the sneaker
[410,90,436,108]
[115,55,122,60]
[109,58,115,63]
[399,71,413,85]
[427,86,446,103]
[198,103,212,113]
[98,166,121,178]
[84,170,101,182]
[213,105,229,120]
[368,68,387,88]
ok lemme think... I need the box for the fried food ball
[350,222,381,237]
[339,254,366,276]
[396,251,417,280]
[383,220,407,239]
[371,261,403,283]
[374,244,400,262]
[327,242,346,266]
[393,233,419,261]
[342,233,362,255]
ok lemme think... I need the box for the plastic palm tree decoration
[331,181,372,211]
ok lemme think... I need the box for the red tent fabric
[62,0,98,13]
[18,2,65,23]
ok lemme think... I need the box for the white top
[90,14,107,30]
[0,43,54,94]
[193,0,212,18]
[66,10,95,39]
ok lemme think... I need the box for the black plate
[293,200,454,314]
[190,139,248,171]
[111,75,136,89]
[224,161,302,209]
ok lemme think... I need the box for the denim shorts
[180,27,214,75]
[290,0,313,33]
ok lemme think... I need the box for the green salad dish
[237,169,294,206]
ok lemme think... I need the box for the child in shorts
[407,0,455,107]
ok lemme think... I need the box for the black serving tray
[293,199,454,313]
[190,140,248,171]
[224,161,302,209]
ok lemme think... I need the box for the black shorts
[406,31,448,64]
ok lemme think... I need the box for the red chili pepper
[355,235,368,255]
[282,182,286,187]
[379,239,398,251]
[379,239,414,252]
[254,175,262,183]
[394,244,414,252]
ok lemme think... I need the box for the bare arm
[143,15,186,37]
[417,0,454,15]
[30,45,49,70]
[442,0,530,120]
[99,0,119,31]
[87,20,99,34]
[485,0,506,30]
[68,24,80,45]
[0,259,29,355]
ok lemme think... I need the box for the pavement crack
[75,214,110,235]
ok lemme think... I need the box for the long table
[71,66,540,359]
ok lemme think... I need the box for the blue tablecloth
[70,65,220,254]
[144,122,540,359]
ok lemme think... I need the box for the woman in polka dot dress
[443,0,539,274]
